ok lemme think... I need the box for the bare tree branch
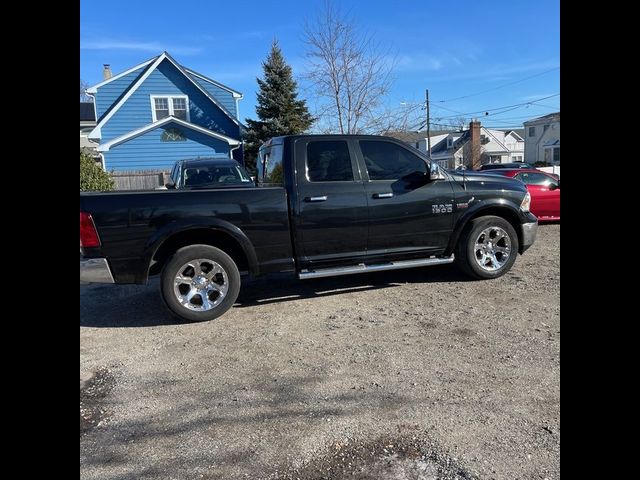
[303,0,399,134]
[80,79,92,102]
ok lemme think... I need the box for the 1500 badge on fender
[432,204,453,214]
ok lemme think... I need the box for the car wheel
[455,215,519,279]
[160,244,240,322]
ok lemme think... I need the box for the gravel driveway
[80,224,559,480]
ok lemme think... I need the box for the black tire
[455,215,519,279]
[160,244,240,322]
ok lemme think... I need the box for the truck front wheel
[455,215,519,279]
[160,244,241,322]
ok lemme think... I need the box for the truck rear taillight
[80,212,101,248]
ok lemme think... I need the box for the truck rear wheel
[455,215,519,279]
[160,244,240,322]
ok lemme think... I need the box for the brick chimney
[102,64,112,80]
[469,119,481,168]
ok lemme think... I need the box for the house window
[544,124,550,132]
[528,126,536,137]
[154,98,169,119]
[553,147,560,163]
[151,95,190,122]
[172,98,187,120]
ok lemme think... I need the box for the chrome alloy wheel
[173,259,229,311]
[473,226,512,272]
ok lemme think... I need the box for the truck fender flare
[445,200,523,256]
[143,218,259,277]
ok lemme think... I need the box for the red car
[485,169,560,221]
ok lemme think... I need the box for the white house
[414,122,525,169]
[523,112,560,165]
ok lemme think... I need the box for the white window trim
[150,95,190,122]
[543,146,560,165]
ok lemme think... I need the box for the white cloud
[395,54,444,72]
[81,39,203,56]
[427,61,560,82]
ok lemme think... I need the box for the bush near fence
[110,170,171,190]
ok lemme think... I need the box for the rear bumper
[520,220,538,253]
[80,258,115,283]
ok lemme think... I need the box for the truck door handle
[304,196,328,202]
[373,192,394,199]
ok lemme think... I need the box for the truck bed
[80,187,294,283]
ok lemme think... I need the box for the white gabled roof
[86,56,157,94]
[88,52,240,140]
[96,116,240,152]
[482,128,510,152]
[503,130,524,142]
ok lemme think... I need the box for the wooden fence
[110,170,171,190]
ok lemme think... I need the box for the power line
[528,102,560,109]
[433,94,560,120]
[434,67,560,103]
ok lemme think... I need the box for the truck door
[354,139,455,261]
[293,138,369,269]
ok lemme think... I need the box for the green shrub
[80,150,114,191]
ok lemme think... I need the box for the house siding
[103,122,231,171]
[94,66,148,119]
[187,73,238,117]
[524,120,560,163]
[100,59,240,143]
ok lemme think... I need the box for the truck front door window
[306,141,354,182]
[359,140,427,180]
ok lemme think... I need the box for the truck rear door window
[359,140,427,180]
[306,141,354,182]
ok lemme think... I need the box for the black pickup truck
[80,135,538,322]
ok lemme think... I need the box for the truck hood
[447,171,526,192]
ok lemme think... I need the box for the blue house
[87,52,243,171]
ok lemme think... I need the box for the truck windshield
[181,163,253,188]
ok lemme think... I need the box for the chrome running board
[298,255,455,280]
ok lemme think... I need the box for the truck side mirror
[429,162,446,181]
[165,181,176,189]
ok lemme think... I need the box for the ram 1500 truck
[80,135,538,322]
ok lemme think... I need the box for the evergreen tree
[243,40,314,174]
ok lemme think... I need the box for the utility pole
[425,89,431,160]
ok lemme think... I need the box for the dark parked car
[166,158,254,189]
[479,162,534,171]
[81,135,538,322]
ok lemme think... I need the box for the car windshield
[181,163,252,188]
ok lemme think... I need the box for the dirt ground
[80,224,559,480]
